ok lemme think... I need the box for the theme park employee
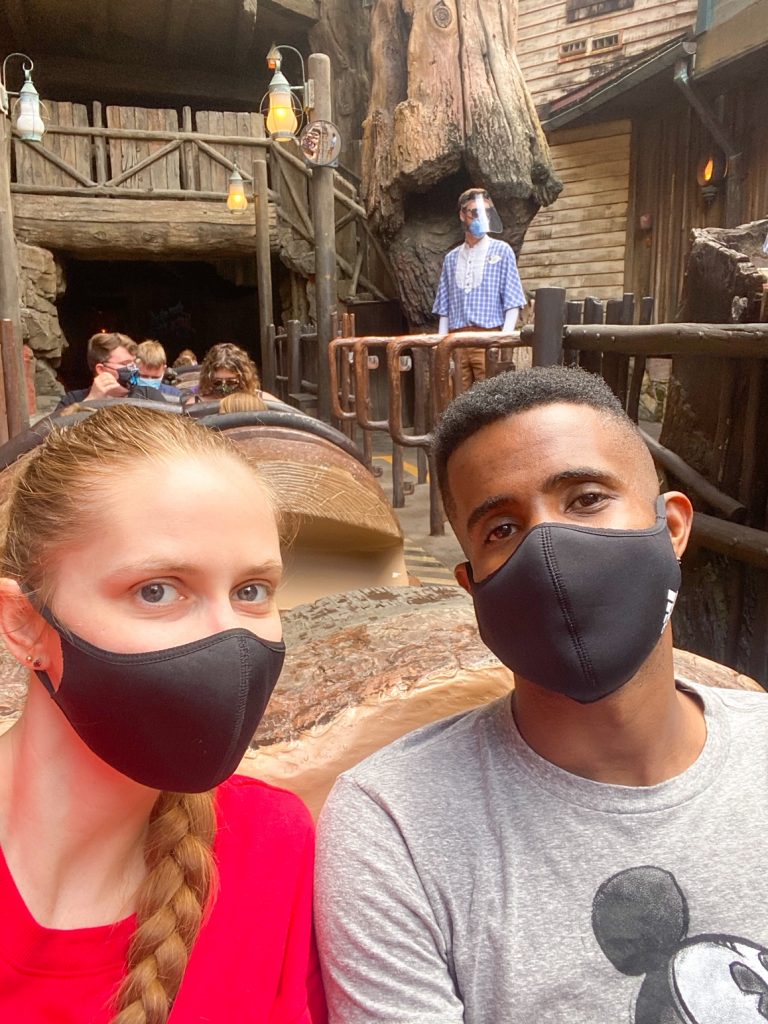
[432,188,525,390]
[316,366,768,1023]
[0,406,325,1024]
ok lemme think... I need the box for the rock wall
[17,243,66,404]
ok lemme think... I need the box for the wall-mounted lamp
[696,151,728,204]
[226,164,248,215]
[263,44,314,142]
[1,53,45,141]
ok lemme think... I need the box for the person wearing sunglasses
[432,188,526,391]
[55,333,139,413]
[196,343,263,403]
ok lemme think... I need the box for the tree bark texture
[362,0,562,327]
[660,219,768,684]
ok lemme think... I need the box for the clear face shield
[460,189,504,237]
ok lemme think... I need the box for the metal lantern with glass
[1,53,45,142]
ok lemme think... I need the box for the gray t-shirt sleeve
[315,775,464,1024]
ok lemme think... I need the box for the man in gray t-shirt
[316,366,768,1023]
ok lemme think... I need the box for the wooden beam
[11,194,280,259]
[557,323,768,359]
[640,431,746,522]
[692,511,768,572]
[0,118,26,432]
[32,125,270,147]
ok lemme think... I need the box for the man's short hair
[433,366,641,510]
[458,188,491,211]
[136,340,167,370]
[86,332,135,372]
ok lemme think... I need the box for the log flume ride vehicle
[0,398,760,816]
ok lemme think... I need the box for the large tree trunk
[362,0,561,327]
[661,219,768,684]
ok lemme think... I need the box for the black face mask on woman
[32,605,285,792]
[465,497,681,703]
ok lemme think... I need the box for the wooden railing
[11,102,272,201]
[333,291,768,556]
[9,99,396,311]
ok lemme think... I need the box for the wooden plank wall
[517,0,697,107]
[625,79,768,321]
[105,106,180,190]
[518,120,630,300]
[13,101,91,186]
[194,111,265,192]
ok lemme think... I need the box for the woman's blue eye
[235,582,269,603]
[138,582,178,605]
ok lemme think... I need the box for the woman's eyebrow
[105,559,283,580]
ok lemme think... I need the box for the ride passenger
[316,365,768,1023]
[195,343,265,403]
[0,406,325,1024]
[173,349,199,368]
[135,340,183,398]
[55,332,138,412]
[219,391,269,413]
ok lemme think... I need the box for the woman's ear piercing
[25,654,32,663]
[33,658,42,669]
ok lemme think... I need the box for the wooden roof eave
[540,35,693,132]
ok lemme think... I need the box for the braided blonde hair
[0,405,280,1022]
[112,792,217,1024]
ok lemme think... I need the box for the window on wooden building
[591,31,623,52]
[559,38,589,60]
[566,0,633,23]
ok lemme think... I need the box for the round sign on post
[300,120,342,167]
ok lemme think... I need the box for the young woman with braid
[0,406,326,1024]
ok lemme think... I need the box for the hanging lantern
[266,68,299,141]
[696,152,727,204]
[227,165,248,215]
[15,65,45,141]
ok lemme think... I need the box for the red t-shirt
[0,775,327,1023]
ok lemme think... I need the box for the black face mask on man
[31,604,285,792]
[464,497,681,703]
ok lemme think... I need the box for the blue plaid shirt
[432,238,525,330]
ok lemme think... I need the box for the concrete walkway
[371,444,464,582]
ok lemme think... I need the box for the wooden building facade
[515,0,767,318]
[517,119,631,300]
[517,0,697,108]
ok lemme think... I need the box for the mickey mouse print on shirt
[592,866,768,1022]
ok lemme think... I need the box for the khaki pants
[457,346,487,391]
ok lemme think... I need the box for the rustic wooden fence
[9,99,395,357]
[333,291,768,551]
